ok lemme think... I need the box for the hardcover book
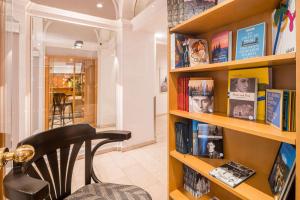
[228,67,272,121]
[211,31,232,63]
[266,89,283,130]
[268,143,296,199]
[228,78,258,120]
[189,79,214,113]
[184,165,210,198]
[236,22,266,60]
[272,0,296,55]
[175,122,190,154]
[172,33,190,68]
[188,38,209,66]
[192,121,223,158]
[209,161,256,188]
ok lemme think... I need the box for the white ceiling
[30,0,154,20]
[31,0,117,19]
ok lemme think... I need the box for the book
[236,22,266,60]
[209,161,256,188]
[189,79,214,113]
[172,33,190,68]
[188,38,209,66]
[266,89,296,131]
[228,67,272,121]
[175,122,190,154]
[268,143,296,199]
[272,0,296,55]
[167,0,217,28]
[184,165,210,198]
[228,78,258,120]
[192,120,224,158]
[211,31,232,63]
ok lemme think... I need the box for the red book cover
[177,77,183,110]
[185,77,190,111]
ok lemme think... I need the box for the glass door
[46,56,96,130]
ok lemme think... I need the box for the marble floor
[72,115,168,200]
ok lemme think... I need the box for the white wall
[98,48,117,127]
[117,24,156,147]
[155,43,167,116]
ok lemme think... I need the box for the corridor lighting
[74,40,84,49]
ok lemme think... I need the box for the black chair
[3,124,152,200]
[51,93,74,128]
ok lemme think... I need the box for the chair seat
[65,183,152,200]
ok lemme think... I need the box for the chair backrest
[14,124,95,200]
[52,93,66,106]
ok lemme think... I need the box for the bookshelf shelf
[170,53,296,73]
[170,188,211,200]
[170,0,279,34]
[170,110,296,145]
[170,151,274,200]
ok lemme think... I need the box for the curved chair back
[15,124,95,199]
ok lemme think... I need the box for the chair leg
[51,106,55,129]
[71,104,74,124]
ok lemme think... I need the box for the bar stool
[51,93,65,128]
[62,94,75,125]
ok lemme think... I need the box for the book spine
[185,77,190,111]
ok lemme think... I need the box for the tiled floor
[72,115,168,200]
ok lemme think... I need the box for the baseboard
[76,139,157,160]
[121,139,156,152]
[156,113,167,117]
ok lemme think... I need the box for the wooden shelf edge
[169,110,296,145]
[170,151,274,200]
[170,188,211,200]
[170,0,279,34]
[170,53,296,73]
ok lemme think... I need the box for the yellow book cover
[227,67,272,121]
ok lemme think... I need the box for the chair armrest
[4,170,49,200]
[93,130,131,141]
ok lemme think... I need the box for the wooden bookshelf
[171,0,280,34]
[170,110,296,145]
[170,151,274,200]
[168,0,299,199]
[170,53,296,73]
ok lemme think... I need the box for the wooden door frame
[45,55,98,129]
[0,0,5,198]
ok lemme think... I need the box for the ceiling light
[96,3,103,8]
[74,40,83,49]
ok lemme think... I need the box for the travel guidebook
[228,67,272,121]
[228,78,258,120]
[188,38,209,66]
[272,0,296,55]
[211,31,232,63]
[189,79,214,113]
[192,120,223,158]
[236,22,266,60]
[209,161,256,188]
[268,143,296,200]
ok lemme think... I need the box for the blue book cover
[268,143,296,195]
[236,22,266,60]
[266,90,283,130]
[192,120,199,156]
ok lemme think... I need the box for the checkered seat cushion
[65,183,152,200]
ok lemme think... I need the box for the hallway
[72,115,168,200]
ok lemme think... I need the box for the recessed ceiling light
[74,40,83,49]
[96,3,103,8]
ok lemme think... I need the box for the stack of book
[183,165,210,198]
[266,89,296,132]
